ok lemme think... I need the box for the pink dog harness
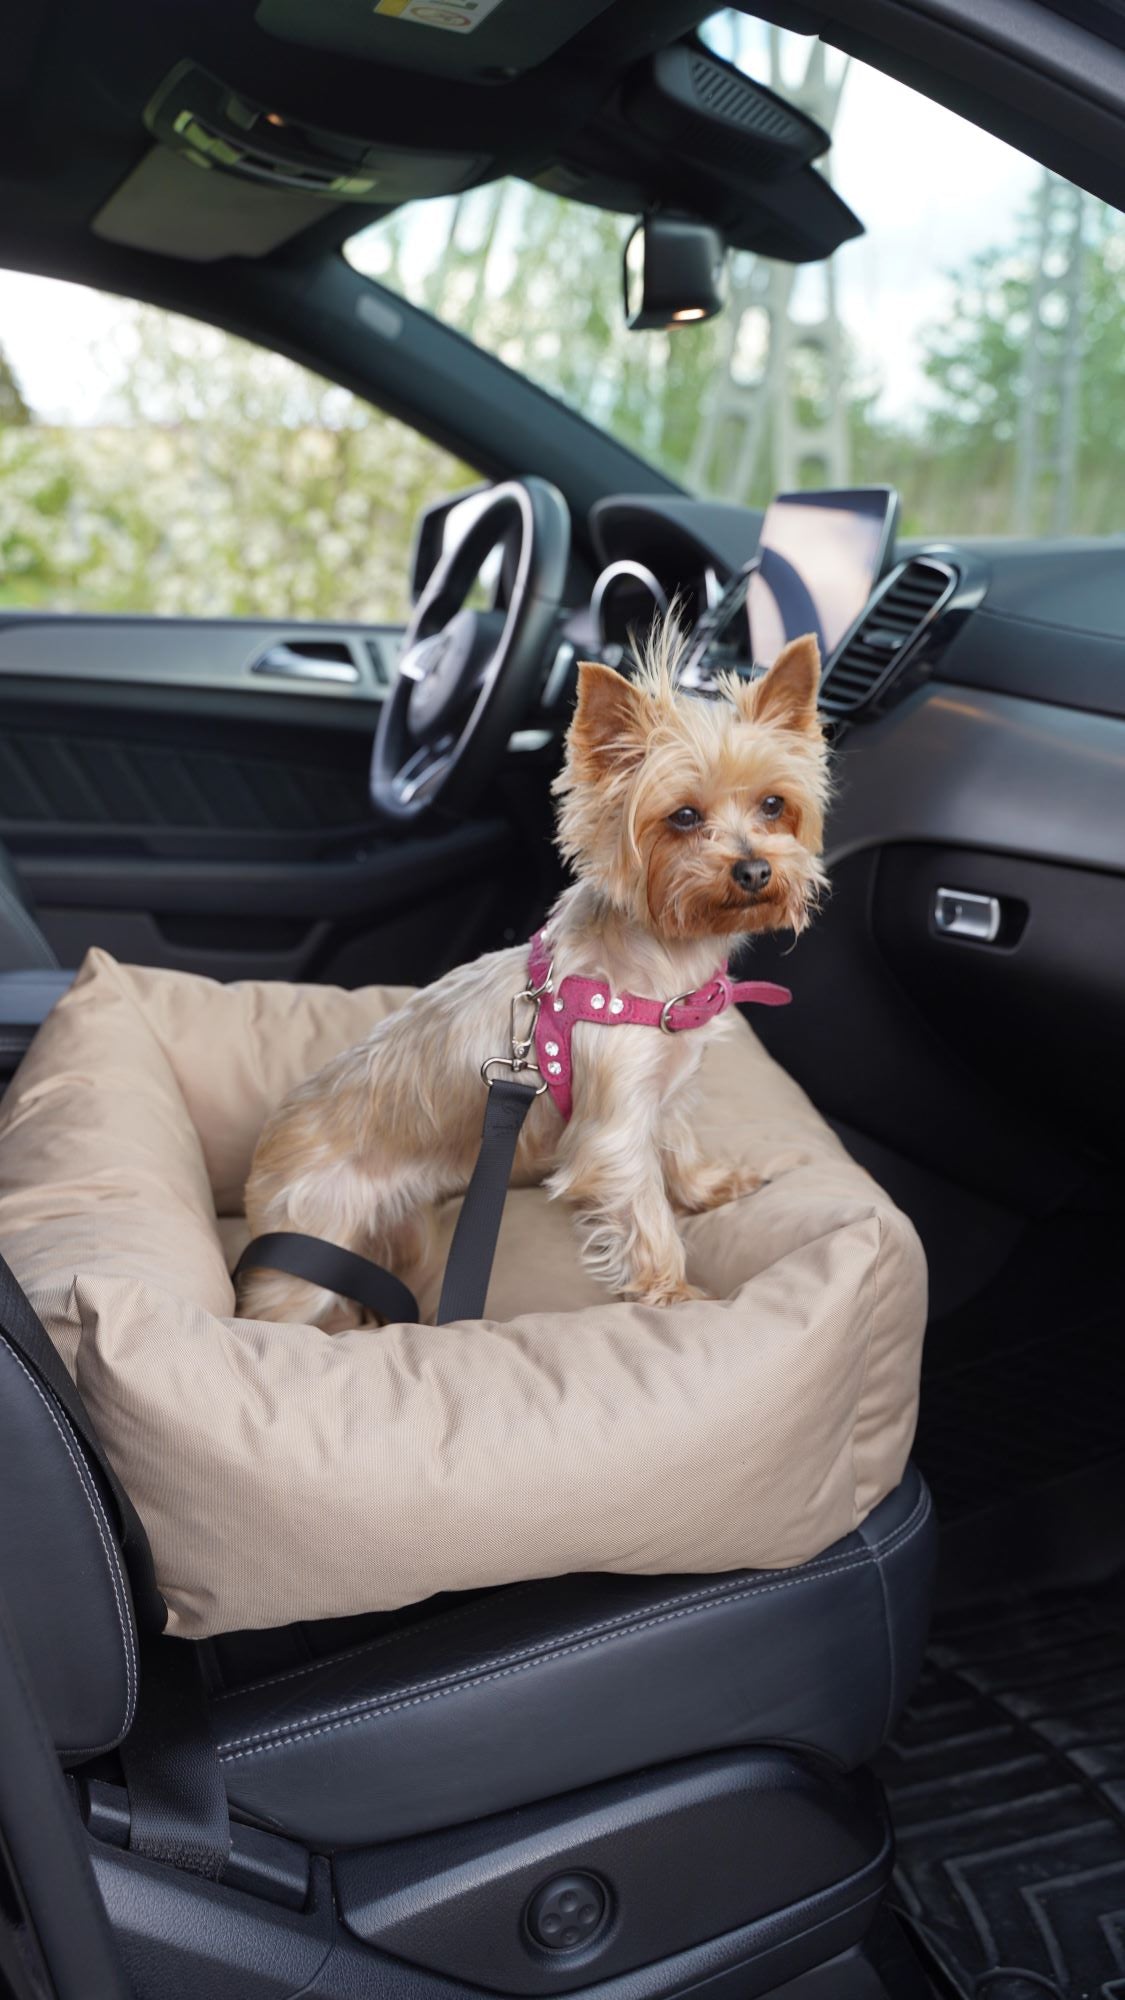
[528,930,791,1121]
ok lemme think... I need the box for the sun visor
[255,0,617,80]
[92,146,335,261]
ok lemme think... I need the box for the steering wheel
[371,477,571,822]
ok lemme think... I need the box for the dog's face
[554,635,830,942]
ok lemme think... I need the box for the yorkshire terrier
[238,626,829,1328]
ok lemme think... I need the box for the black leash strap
[437,1076,539,1324]
[233,1231,419,1325]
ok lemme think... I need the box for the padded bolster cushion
[0,949,928,1640]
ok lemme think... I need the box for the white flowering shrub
[0,302,475,621]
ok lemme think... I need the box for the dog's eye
[760,795,785,821]
[668,806,703,831]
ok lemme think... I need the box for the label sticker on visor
[373,0,504,30]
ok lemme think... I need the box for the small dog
[238,627,829,1328]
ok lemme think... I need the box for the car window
[346,7,1119,539]
[0,276,476,621]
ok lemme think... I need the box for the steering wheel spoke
[398,632,447,682]
[370,479,570,824]
[393,739,455,809]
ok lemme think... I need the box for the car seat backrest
[0,1331,139,1761]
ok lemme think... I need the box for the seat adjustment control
[933,887,1001,943]
[526,1871,609,1951]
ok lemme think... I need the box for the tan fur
[238,624,831,1327]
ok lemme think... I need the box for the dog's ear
[750,634,821,735]
[568,661,651,775]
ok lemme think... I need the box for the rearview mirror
[623,215,726,331]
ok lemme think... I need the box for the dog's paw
[622,1279,711,1307]
[672,1162,765,1214]
[711,1163,766,1205]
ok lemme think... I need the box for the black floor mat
[878,1568,1125,1998]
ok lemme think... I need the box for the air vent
[687,58,796,142]
[819,556,958,717]
[625,44,828,181]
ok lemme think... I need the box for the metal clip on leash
[480,957,554,1094]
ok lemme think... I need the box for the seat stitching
[218,1491,931,1762]
[212,1582,543,1703]
[2,1342,136,1745]
[214,1479,927,1705]
[218,1486,930,1751]
[220,1497,932,1764]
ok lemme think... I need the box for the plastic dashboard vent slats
[687,57,795,142]
[819,556,958,717]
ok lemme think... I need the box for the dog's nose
[732,856,772,894]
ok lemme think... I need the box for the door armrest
[0,971,75,1077]
[0,970,75,1027]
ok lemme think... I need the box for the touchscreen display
[746,487,898,670]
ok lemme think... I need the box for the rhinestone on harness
[545,1041,559,1056]
[591,994,605,1010]
[609,997,624,1014]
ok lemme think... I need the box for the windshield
[346,9,1121,538]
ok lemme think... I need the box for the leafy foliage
[0,344,29,427]
[917,199,1125,534]
[0,307,474,616]
[2,157,1125,619]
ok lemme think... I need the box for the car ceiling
[7,0,1125,299]
[0,0,725,272]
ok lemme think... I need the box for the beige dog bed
[0,948,927,1639]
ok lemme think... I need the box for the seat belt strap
[120,1636,231,1881]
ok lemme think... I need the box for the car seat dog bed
[0,948,927,1640]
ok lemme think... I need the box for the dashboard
[590,485,904,695]
[573,488,1125,725]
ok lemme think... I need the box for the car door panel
[0,617,515,987]
[0,612,399,699]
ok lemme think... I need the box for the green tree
[0,300,474,618]
[918,186,1125,534]
[0,343,30,426]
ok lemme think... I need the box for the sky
[0,18,1047,431]
[814,41,1038,417]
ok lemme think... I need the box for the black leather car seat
[0,1246,936,2000]
[0,840,56,972]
